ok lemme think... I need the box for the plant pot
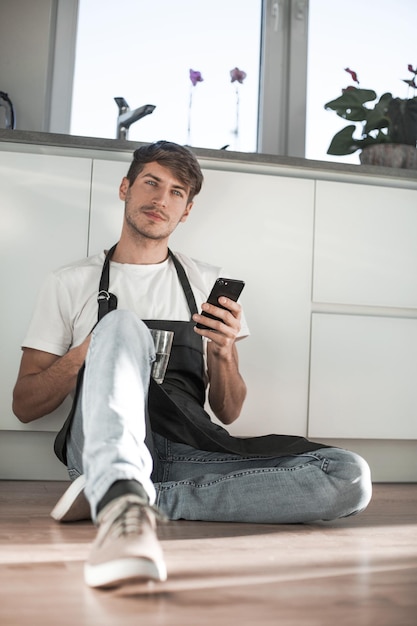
[360,144,417,169]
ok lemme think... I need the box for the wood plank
[0,482,416,626]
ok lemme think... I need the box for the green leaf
[324,88,377,121]
[326,125,361,155]
[364,93,392,133]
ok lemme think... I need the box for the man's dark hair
[126,140,203,202]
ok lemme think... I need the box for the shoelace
[106,497,167,541]
[114,502,147,539]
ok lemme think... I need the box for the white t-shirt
[23,251,249,356]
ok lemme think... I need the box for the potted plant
[324,65,417,168]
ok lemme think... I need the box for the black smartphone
[196,277,245,330]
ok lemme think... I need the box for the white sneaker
[50,475,91,522]
[84,494,167,589]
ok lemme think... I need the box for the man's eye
[173,190,182,197]
[146,180,156,186]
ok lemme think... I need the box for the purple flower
[230,67,247,84]
[229,68,247,145]
[187,70,204,144]
[189,69,203,87]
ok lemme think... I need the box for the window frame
[50,0,309,157]
[257,0,308,157]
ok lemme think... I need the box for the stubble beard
[125,203,174,242]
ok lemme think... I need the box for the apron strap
[97,243,118,322]
[168,249,198,316]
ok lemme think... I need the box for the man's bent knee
[322,449,372,520]
[93,310,153,347]
[347,452,372,516]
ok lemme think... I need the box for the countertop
[1,129,416,184]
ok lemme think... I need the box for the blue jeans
[66,310,372,523]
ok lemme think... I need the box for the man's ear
[119,177,130,200]
[180,202,194,223]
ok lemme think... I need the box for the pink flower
[189,69,203,87]
[344,67,359,84]
[230,67,247,84]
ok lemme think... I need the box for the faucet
[0,91,16,129]
[114,97,155,140]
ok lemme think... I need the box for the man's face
[119,162,193,242]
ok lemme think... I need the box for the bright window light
[71,0,261,152]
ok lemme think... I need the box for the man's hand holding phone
[193,278,245,342]
[193,278,247,424]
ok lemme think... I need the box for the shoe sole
[50,475,90,522]
[84,557,167,588]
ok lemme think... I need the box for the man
[13,140,372,590]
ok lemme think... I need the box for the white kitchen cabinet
[168,169,316,438]
[313,181,417,308]
[0,151,92,431]
[88,160,128,255]
[308,313,417,439]
[89,163,316,437]
[1,139,416,480]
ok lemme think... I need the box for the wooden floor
[0,482,416,626]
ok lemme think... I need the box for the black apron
[54,244,326,464]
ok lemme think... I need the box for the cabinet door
[308,313,417,439]
[170,169,315,437]
[313,181,417,308]
[0,151,92,431]
[88,159,128,255]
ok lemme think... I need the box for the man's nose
[152,187,169,207]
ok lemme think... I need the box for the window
[53,0,417,163]
[306,0,417,164]
[70,0,261,152]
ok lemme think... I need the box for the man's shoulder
[52,251,105,280]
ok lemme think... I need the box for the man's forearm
[207,343,247,425]
[13,343,88,423]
